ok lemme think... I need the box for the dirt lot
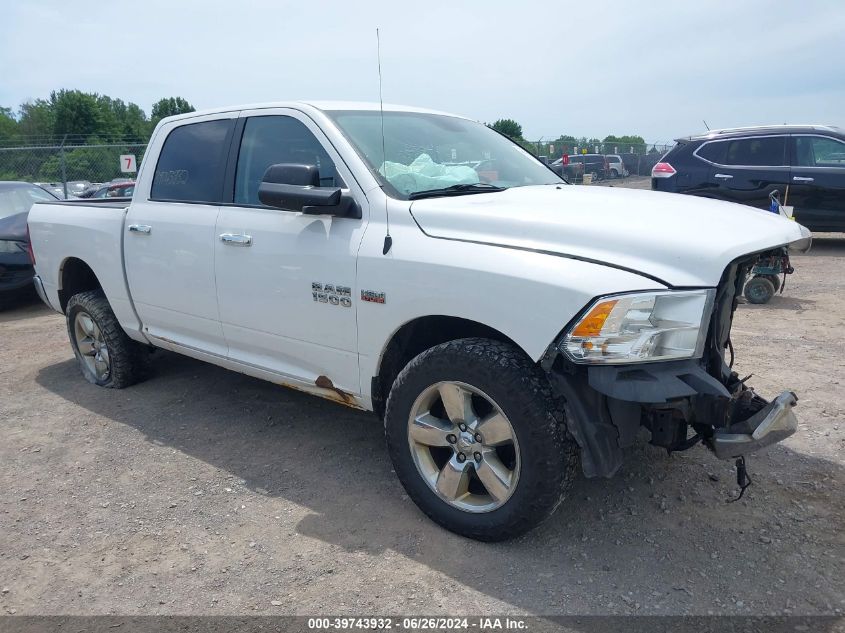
[1,220,843,617]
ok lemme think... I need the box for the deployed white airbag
[380,153,478,194]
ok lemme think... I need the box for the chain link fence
[0,138,147,197]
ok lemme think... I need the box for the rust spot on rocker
[315,375,355,405]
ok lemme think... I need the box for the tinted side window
[151,119,234,202]
[234,115,343,206]
[725,136,786,167]
[697,140,728,164]
[795,136,845,167]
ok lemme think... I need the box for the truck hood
[409,185,810,287]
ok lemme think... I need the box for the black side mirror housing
[257,163,360,219]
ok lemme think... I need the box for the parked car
[66,180,92,197]
[78,181,135,199]
[568,154,608,181]
[33,182,67,199]
[29,102,809,541]
[605,154,629,178]
[0,181,58,304]
[549,156,582,181]
[550,154,607,182]
[652,125,845,231]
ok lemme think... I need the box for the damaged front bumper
[542,358,800,478]
[542,251,801,479]
[709,390,798,459]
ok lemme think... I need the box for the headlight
[0,240,27,254]
[561,289,715,364]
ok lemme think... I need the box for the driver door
[214,109,368,394]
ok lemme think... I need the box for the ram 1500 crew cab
[28,102,812,540]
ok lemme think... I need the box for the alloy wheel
[73,311,111,382]
[407,381,520,513]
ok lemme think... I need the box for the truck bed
[27,201,141,333]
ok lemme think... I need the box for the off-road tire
[384,337,578,541]
[66,290,150,388]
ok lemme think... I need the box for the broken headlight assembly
[561,289,716,364]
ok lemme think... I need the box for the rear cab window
[151,118,235,203]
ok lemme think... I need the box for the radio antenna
[703,119,711,131]
[377,27,392,255]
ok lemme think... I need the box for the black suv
[652,125,845,231]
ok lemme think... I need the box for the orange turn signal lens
[571,299,617,338]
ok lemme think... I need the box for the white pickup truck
[28,102,811,540]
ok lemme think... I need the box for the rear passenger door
[125,114,236,356]
[213,109,368,394]
[789,135,845,231]
[703,135,789,209]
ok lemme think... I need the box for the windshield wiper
[407,183,506,200]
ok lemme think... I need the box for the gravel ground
[0,222,843,618]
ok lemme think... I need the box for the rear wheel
[744,276,776,304]
[384,338,578,541]
[66,290,149,388]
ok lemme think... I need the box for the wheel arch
[371,315,528,419]
[58,257,103,313]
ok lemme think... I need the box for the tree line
[0,91,196,183]
[0,90,195,145]
[490,118,656,158]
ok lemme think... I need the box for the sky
[2,0,844,143]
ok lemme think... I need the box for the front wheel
[66,290,149,388]
[384,338,578,541]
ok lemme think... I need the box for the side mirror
[257,163,360,219]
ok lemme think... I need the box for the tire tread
[385,337,578,541]
[66,290,149,389]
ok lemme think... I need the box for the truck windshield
[327,111,563,199]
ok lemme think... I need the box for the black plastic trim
[587,359,730,403]
[221,117,246,204]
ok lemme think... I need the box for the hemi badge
[361,290,386,304]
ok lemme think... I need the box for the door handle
[128,224,152,234]
[714,173,733,180]
[792,176,814,183]
[220,233,252,247]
